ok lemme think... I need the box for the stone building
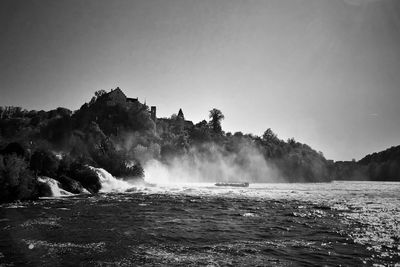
[156,108,193,135]
[151,106,157,121]
[103,87,140,110]
[100,88,193,132]
[105,87,127,106]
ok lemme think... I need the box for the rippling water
[1,181,399,266]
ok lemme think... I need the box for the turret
[177,108,184,120]
[151,106,157,121]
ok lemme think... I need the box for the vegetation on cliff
[0,88,398,202]
[333,146,400,181]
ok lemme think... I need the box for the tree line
[1,88,398,202]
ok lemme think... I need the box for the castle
[102,87,156,119]
[103,87,192,130]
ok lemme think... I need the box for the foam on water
[22,239,106,253]
[88,166,131,193]
[21,216,61,228]
[38,177,74,197]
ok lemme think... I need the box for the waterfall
[38,177,74,197]
[88,166,132,193]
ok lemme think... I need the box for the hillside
[333,146,400,181]
[1,87,397,202]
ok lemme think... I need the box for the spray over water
[144,142,281,184]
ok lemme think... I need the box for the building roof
[106,87,126,98]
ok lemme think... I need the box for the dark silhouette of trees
[333,145,400,181]
[1,142,26,158]
[189,120,211,143]
[262,128,279,144]
[95,90,107,98]
[0,154,38,202]
[209,108,224,134]
[2,86,400,203]
[30,149,59,177]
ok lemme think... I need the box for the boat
[215,182,249,187]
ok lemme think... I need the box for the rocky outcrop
[55,175,86,194]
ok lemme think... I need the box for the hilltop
[0,87,398,202]
[333,146,400,181]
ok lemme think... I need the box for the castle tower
[177,108,184,120]
[151,106,157,121]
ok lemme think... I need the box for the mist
[143,142,282,184]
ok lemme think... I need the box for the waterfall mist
[143,142,282,184]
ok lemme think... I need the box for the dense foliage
[0,88,398,202]
[333,146,400,181]
[0,154,38,202]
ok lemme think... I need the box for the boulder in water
[68,164,101,194]
[55,175,86,194]
[37,179,53,197]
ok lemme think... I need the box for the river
[1,181,399,266]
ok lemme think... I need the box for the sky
[1,0,400,161]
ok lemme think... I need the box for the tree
[89,90,108,106]
[262,128,278,144]
[209,108,224,134]
[30,149,59,177]
[189,120,211,143]
[95,90,107,98]
[0,154,38,202]
[288,137,296,146]
[1,142,26,158]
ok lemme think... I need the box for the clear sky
[1,0,399,161]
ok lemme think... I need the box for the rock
[69,164,101,194]
[37,180,52,197]
[55,175,85,194]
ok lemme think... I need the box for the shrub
[0,154,38,202]
[30,149,59,177]
[0,142,26,158]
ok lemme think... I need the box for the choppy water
[1,181,399,266]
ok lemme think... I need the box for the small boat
[215,182,249,187]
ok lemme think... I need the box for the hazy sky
[1,0,400,161]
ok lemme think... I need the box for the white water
[88,166,132,193]
[37,177,74,197]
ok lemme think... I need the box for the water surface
[1,181,399,266]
